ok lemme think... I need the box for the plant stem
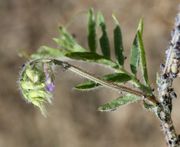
[53,59,144,96]
[53,59,158,104]
[155,12,180,147]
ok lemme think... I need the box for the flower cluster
[19,59,55,116]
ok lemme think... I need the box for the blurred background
[0,0,180,147]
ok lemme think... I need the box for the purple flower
[44,63,55,92]
[46,82,55,92]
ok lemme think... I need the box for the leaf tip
[112,14,119,25]
[137,18,144,34]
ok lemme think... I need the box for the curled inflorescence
[18,59,55,116]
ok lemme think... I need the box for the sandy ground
[0,0,180,147]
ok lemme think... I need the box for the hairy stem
[156,11,180,147]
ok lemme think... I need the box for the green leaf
[102,72,131,82]
[75,81,98,90]
[98,12,111,58]
[130,19,143,75]
[130,78,151,94]
[88,8,96,52]
[31,46,66,59]
[75,73,131,90]
[130,35,139,75]
[53,27,86,52]
[98,94,141,112]
[112,15,124,66]
[130,19,149,85]
[137,30,149,86]
[65,52,118,68]
[137,18,143,34]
